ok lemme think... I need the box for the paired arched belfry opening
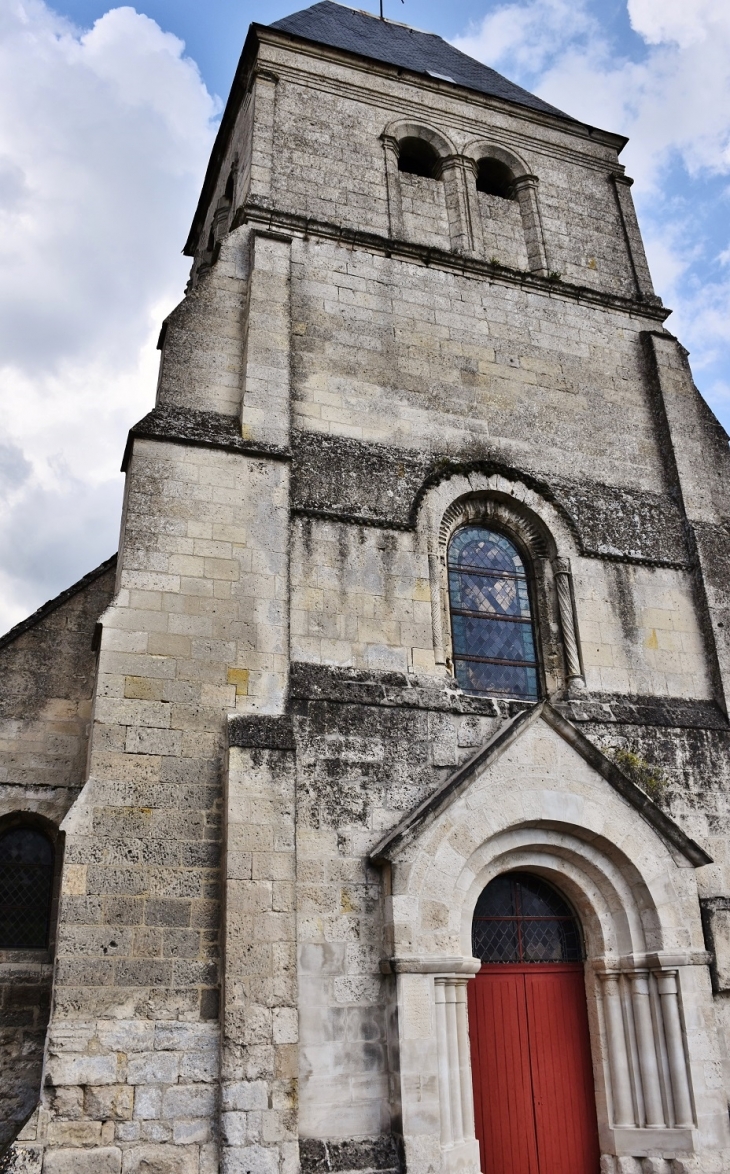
[382,121,549,273]
[475,157,516,200]
[469,872,600,1173]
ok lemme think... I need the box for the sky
[0,0,729,634]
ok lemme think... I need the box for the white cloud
[627,0,730,49]
[0,2,217,633]
[454,0,730,185]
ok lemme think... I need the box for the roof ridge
[0,554,117,652]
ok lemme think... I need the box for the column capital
[382,955,482,975]
[512,172,540,190]
[380,133,401,155]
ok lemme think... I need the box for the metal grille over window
[0,828,53,949]
[448,526,538,699]
[472,872,582,964]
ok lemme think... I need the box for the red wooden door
[468,963,600,1174]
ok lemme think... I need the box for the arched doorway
[467,871,600,1174]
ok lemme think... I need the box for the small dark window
[0,828,54,948]
[472,872,583,964]
[476,158,515,199]
[224,171,235,202]
[398,137,440,179]
[448,526,539,699]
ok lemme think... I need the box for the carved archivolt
[461,139,531,179]
[418,477,585,691]
[382,118,458,162]
[379,731,714,1172]
[438,492,554,560]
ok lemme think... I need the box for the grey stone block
[44,1149,122,1174]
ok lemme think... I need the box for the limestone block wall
[400,174,451,252]
[288,239,665,492]
[477,191,528,270]
[23,440,290,1172]
[290,520,434,675]
[0,558,116,1151]
[573,559,712,699]
[289,513,711,701]
[291,686,475,1142]
[157,228,251,417]
[0,558,116,814]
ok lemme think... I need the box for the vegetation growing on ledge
[611,745,668,804]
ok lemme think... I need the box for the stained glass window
[448,526,539,699]
[472,871,583,964]
[0,828,54,949]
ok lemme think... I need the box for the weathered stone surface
[4,4,730,1173]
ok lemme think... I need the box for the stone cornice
[288,664,727,731]
[235,200,670,322]
[256,28,627,162]
[121,405,292,473]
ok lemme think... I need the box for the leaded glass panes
[0,828,54,949]
[448,526,539,699]
[472,872,583,964]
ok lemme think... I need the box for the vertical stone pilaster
[222,720,298,1174]
[460,157,483,259]
[610,175,656,301]
[248,69,279,207]
[656,971,693,1127]
[381,135,404,240]
[627,971,664,1126]
[644,331,730,715]
[439,157,472,255]
[513,175,549,276]
[598,973,635,1127]
[390,960,480,1174]
[241,232,292,450]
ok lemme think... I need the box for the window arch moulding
[462,139,549,275]
[417,474,586,697]
[381,120,472,252]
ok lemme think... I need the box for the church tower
[3,4,730,1172]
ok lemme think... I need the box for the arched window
[447,526,539,699]
[0,827,54,948]
[472,871,583,963]
[398,136,440,178]
[476,157,515,198]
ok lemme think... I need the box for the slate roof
[270,0,575,122]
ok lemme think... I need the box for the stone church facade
[2,3,730,1171]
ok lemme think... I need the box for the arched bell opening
[468,870,601,1173]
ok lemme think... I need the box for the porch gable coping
[369,700,712,869]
